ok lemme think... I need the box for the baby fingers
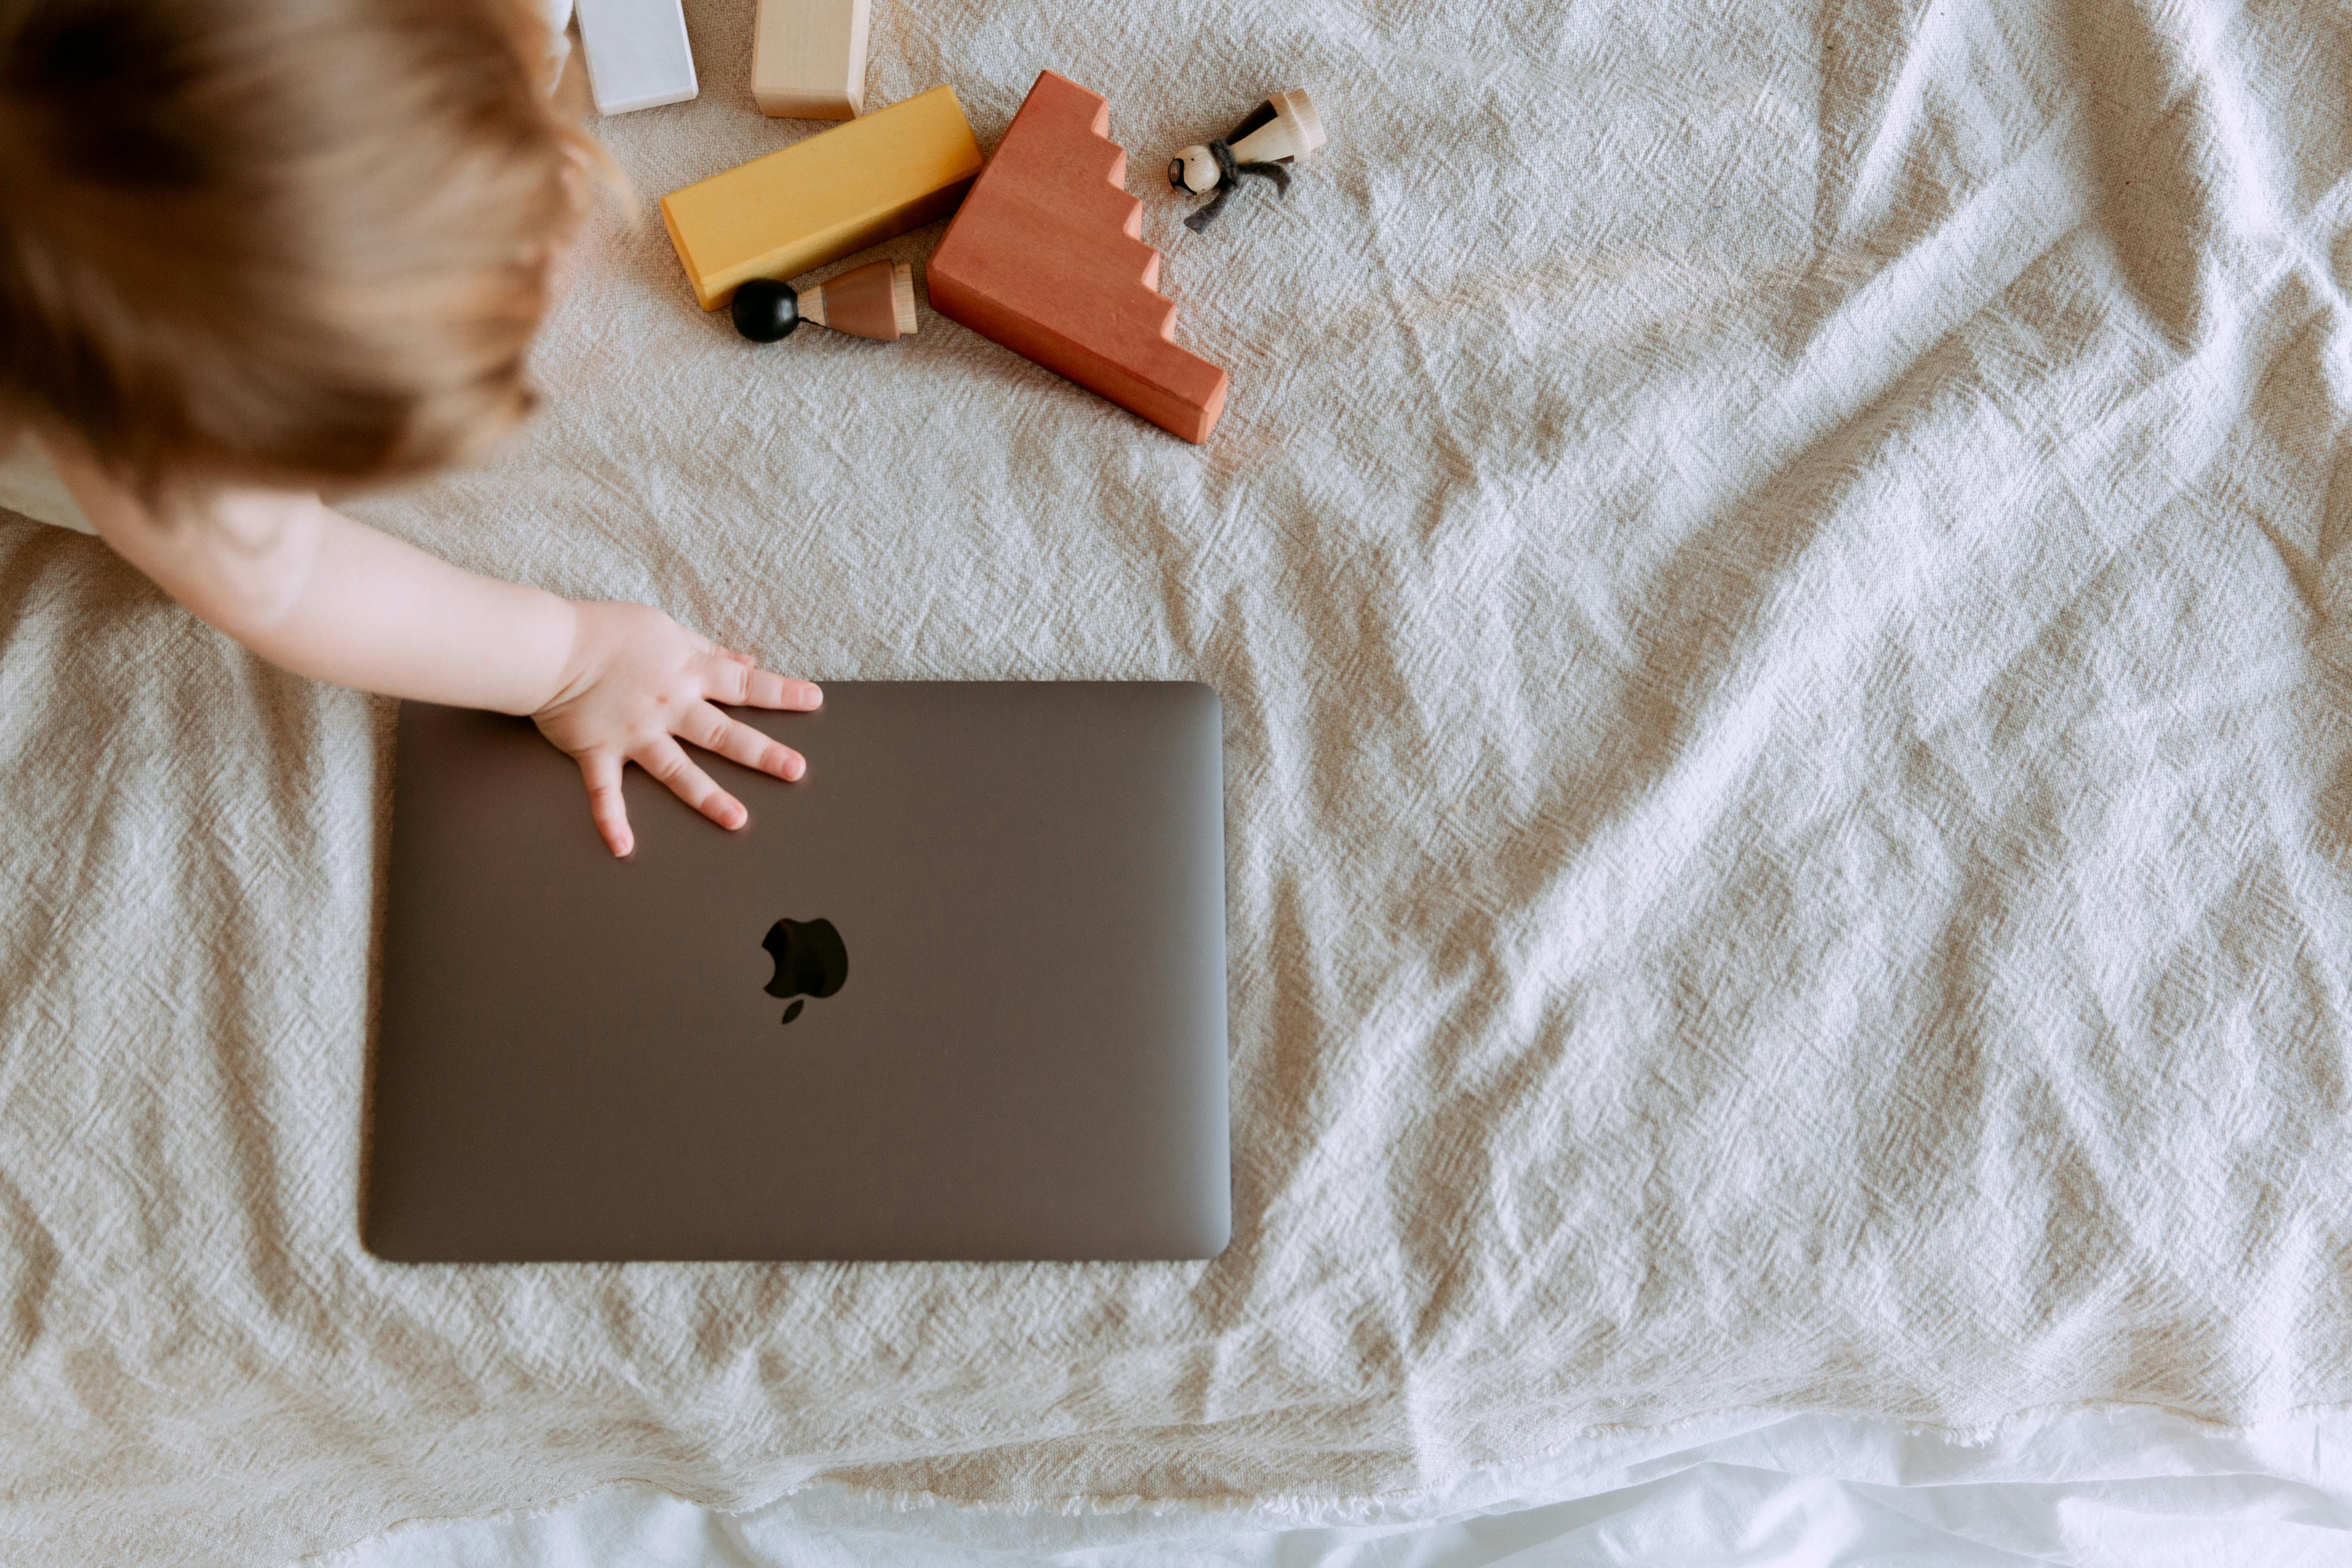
[637,735,746,831]
[576,750,634,858]
[705,651,822,712]
[687,701,805,782]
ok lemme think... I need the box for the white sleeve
[0,429,94,534]
[542,0,574,88]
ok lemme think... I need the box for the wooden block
[928,71,1228,443]
[660,86,983,311]
[573,0,698,116]
[752,0,869,119]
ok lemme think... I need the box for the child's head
[0,0,592,495]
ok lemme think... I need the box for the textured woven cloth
[6,0,2352,1562]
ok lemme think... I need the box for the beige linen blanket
[6,0,2352,1561]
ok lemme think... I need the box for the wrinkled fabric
[316,1407,2352,1568]
[5,0,2352,1562]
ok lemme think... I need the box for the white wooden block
[574,0,698,116]
[752,0,869,120]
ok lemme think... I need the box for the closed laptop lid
[365,682,1229,1262]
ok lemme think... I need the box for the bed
[5,0,2352,1561]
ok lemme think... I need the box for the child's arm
[45,438,817,858]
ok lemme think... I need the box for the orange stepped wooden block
[928,71,1228,443]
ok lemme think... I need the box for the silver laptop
[364,682,1229,1263]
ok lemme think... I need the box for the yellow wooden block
[659,85,983,311]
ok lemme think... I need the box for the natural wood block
[927,71,1229,444]
[660,85,982,311]
[752,0,868,119]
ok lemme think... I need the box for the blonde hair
[0,0,597,496]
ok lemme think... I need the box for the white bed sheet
[315,1407,2352,1567]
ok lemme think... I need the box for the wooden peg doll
[731,259,918,343]
[1168,88,1326,232]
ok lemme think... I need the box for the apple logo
[762,917,848,1025]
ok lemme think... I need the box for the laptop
[364,682,1229,1263]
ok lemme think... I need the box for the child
[0,0,817,858]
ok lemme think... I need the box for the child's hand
[48,451,815,857]
[531,602,822,857]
